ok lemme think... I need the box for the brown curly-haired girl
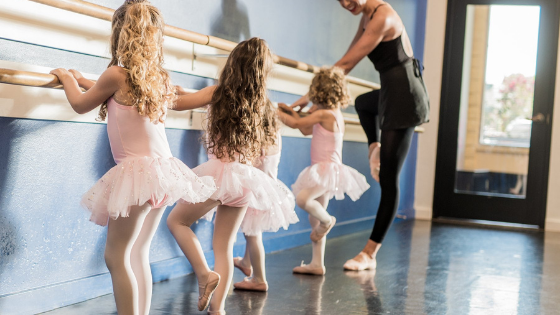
[278,66,370,276]
[167,37,297,314]
[50,1,217,314]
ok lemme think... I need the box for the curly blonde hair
[97,0,175,123]
[206,38,274,164]
[309,67,350,109]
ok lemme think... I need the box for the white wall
[415,0,560,232]
[414,0,447,220]
[544,35,560,231]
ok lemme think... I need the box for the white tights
[238,232,267,283]
[295,186,331,268]
[104,203,166,315]
[167,200,247,312]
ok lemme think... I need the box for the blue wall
[92,0,428,83]
[0,0,427,313]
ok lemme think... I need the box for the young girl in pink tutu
[167,38,296,314]
[50,1,216,314]
[232,103,298,292]
[278,67,370,275]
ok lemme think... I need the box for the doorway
[433,0,560,227]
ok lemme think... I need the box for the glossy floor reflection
[43,220,560,315]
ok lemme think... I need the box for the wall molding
[545,218,560,232]
[415,206,433,220]
[0,216,376,315]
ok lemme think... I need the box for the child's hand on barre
[68,69,95,90]
[68,69,84,81]
[307,104,318,114]
[278,103,298,117]
[175,85,191,95]
[50,68,73,82]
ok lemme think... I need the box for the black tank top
[364,3,412,73]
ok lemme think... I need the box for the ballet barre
[27,0,379,90]
[0,67,365,126]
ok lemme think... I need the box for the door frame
[433,0,560,227]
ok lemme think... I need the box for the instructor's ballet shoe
[233,257,253,277]
[233,277,269,292]
[343,252,377,271]
[207,310,226,315]
[198,271,220,311]
[293,261,326,276]
[310,216,336,242]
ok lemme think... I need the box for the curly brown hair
[309,66,350,109]
[261,100,279,151]
[206,37,274,164]
[97,0,175,123]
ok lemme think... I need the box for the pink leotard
[310,110,344,165]
[107,98,172,164]
[106,98,171,208]
[291,108,370,201]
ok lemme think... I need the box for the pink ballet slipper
[207,310,226,315]
[198,271,220,311]
[292,261,326,276]
[343,252,377,271]
[310,216,336,242]
[233,277,269,292]
[233,257,253,277]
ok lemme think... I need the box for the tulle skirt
[193,159,298,235]
[292,161,370,201]
[81,156,216,226]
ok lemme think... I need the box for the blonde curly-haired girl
[278,66,370,276]
[50,1,216,314]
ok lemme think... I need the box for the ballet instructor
[290,0,429,271]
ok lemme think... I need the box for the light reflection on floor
[43,220,560,315]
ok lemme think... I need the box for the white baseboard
[545,218,560,232]
[415,206,433,220]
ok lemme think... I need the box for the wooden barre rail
[27,0,379,90]
[0,67,364,125]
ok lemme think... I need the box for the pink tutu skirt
[81,156,216,226]
[240,179,299,235]
[292,161,370,201]
[193,159,298,235]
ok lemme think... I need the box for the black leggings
[355,91,415,243]
[355,90,381,145]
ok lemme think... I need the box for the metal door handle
[531,113,546,123]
